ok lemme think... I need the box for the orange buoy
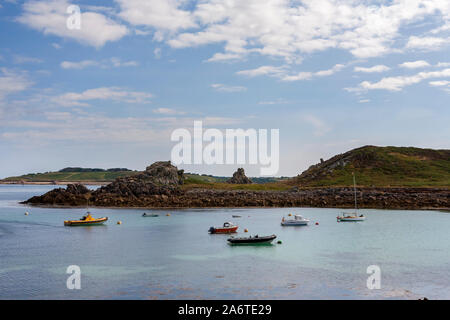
[288,213,292,216]
[117,221,122,225]
[244,228,248,232]
[315,222,319,225]
[166,213,171,216]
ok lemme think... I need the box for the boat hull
[227,235,276,245]
[209,226,238,234]
[281,221,308,226]
[64,217,108,226]
[337,217,365,222]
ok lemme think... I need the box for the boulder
[227,168,252,184]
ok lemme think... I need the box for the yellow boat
[64,212,108,226]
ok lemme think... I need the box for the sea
[0,184,449,299]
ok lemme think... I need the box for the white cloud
[13,55,43,64]
[1,113,243,145]
[358,99,370,103]
[17,0,128,48]
[436,62,450,67]
[0,68,32,100]
[17,0,450,65]
[160,0,450,63]
[2,115,167,144]
[236,65,286,78]
[60,60,98,69]
[429,80,450,87]
[356,68,450,91]
[109,57,138,67]
[207,52,243,62]
[399,60,431,69]
[354,65,390,73]
[303,115,331,137]
[430,23,450,34]
[210,83,247,92]
[258,98,290,105]
[237,64,345,82]
[152,107,185,115]
[51,87,153,107]
[60,58,138,69]
[116,0,196,32]
[406,36,450,50]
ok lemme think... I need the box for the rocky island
[23,147,450,210]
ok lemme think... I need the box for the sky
[0,0,449,178]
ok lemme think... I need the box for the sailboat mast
[353,173,357,211]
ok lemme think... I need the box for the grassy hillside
[291,146,450,187]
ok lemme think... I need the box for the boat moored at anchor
[209,222,238,234]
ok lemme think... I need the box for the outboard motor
[208,227,215,234]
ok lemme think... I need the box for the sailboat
[337,173,366,222]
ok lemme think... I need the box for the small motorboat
[209,222,238,234]
[142,213,159,217]
[232,215,242,218]
[64,212,108,226]
[337,213,366,222]
[227,234,277,245]
[281,214,309,226]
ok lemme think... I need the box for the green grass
[293,146,450,187]
[182,173,291,190]
[182,180,291,191]
[1,171,136,182]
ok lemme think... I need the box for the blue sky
[0,0,449,178]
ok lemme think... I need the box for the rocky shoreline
[22,161,450,210]
[23,184,449,210]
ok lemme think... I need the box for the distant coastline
[8,146,450,210]
[0,181,109,186]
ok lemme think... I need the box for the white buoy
[24,212,29,216]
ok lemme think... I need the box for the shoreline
[22,186,450,211]
[19,202,450,211]
[0,181,109,186]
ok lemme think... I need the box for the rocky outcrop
[25,161,185,206]
[227,168,252,184]
[86,161,184,206]
[26,183,90,206]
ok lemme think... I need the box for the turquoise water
[0,184,449,299]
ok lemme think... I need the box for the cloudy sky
[0,0,449,178]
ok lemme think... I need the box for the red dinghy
[209,222,238,234]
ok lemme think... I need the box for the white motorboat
[337,173,366,222]
[281,214,310,226]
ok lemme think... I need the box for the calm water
[0,184,449,300]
